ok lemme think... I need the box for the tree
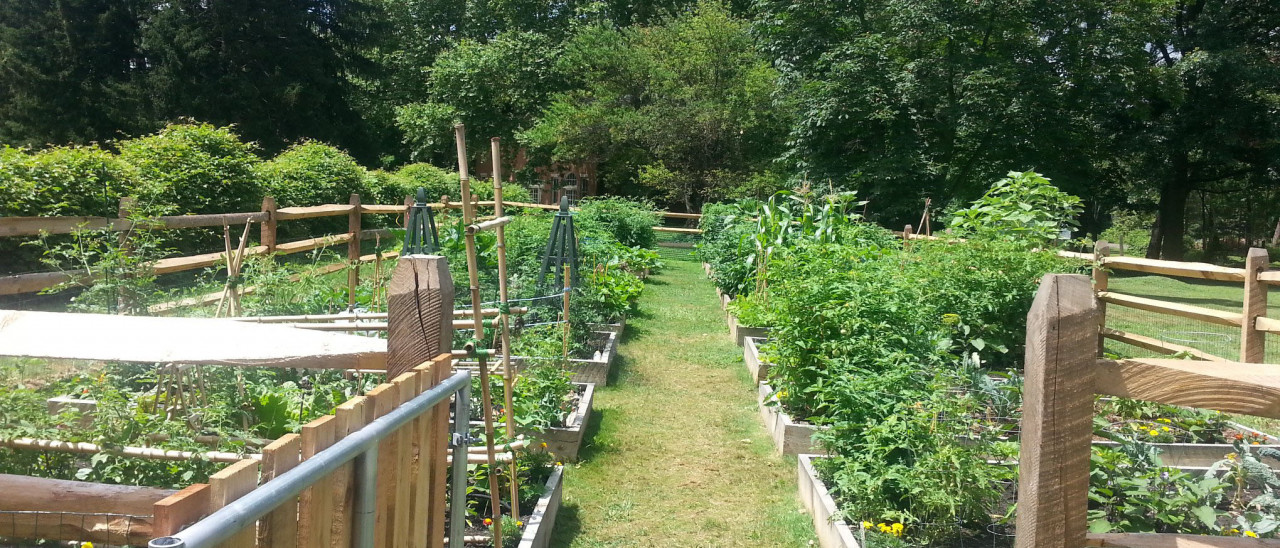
[521,2,787,211]
[139,0,381,161]
[395,31,564,166]
[0,0,150,146]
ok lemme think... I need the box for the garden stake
[492,137,522,521]
[455,123,504,546]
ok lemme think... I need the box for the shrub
[574,197,660,248]
[0,145,139,273]
[118,123,263,215]
[259,142,368,207]
[0,145,137,217]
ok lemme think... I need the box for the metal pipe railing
[148,370,472,548]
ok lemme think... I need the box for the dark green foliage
[118,123,262,215]
[259,142,369,208]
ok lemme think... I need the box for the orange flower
[483,518,492,526]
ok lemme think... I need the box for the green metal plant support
[402,188,441,255]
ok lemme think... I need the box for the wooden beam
[386,256,455,380]
[361,204,409,214]
[1058,250,1093,261]
[153,483,212,537]
[653,226,703,234]
[209,459,259,548]
[0,437,252,462]
[275,204,356,220]
[663,212,702,219]
[0,269,82,296]
[0,474,174,514]
[0,310,388,370]
[1100,256,1247,283]
[1241,248,1269,362]
[261,197,278,253]
[1015,274,1097,548]
[298,416,336,548]
[1100,328,1228,362]
[258,434,301,548]
[0,212,266,237]
[1095,358,1280,418]
[1095,241,1110,356]
[1086,533,1280,547]
[1097,291,1243,327]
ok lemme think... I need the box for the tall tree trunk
[1146,213,1163,260]
[1155,151,1193,260]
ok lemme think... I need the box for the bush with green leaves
[118,123,263,215]
[948,170,1083,245]
[393,163,532,205]
[259,141,369,208]
[575,196,661,248]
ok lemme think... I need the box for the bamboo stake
[493,137,521,521]
[0,437,254,463]
[456,124,504,546]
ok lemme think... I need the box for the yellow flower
[1156,418,1171,423]
[556,462,563,466]
[891,523,904,536]
[1245,531,1258,538]
[1148,430,1160,436]
[861,521,873,529]
[1162,427,1170,432]
[517,521,524,527]
[81,544,93,548]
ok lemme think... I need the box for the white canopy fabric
[0,310,387,369]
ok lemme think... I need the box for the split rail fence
[0,197,701,309]
[1019,274,1280,548]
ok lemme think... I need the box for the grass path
[550,246,816,547]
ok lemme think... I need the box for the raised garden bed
[726,309,770,347]
[566,330,620,386]
[1094,421,1280,470]
[517,464,564,548]
[758,383,828,456]
[540,383,595,462]
[797,454,860,548]
[743,337,769,384]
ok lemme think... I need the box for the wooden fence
[1018,274,1280,548]
[1,253,462,547]
[1089,241,1271,363]
[0,196,702,300]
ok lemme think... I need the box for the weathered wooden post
[261,196,278,253]
[386,256,454,380]
[348,193,362,309]
[1241,247,1269,362]
[1093,240,1109,356]
[1016,274,1097,548]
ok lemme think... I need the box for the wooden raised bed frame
[516,465,565,548]
[758,383,827,456]
[567,330,620,386]
[540,383,595,462]
[797,454,861,548]
[744,337,769,384]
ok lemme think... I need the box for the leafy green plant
[34,215,175,315]
[948,171,1083,245]
[575,197,661,249]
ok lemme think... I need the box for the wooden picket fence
[1018,274,1280,548]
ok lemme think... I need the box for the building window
[562,173,578,203]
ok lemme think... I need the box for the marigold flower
[484,518,492,526]
[517,521,524,527]
[1246,531,1258,538]
[861,521,873,529]
[1148,430,1160,436]
[1161,427,1170,432]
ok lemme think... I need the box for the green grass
[549,245,816,547]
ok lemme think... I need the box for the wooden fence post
[348,194,362,309]
[403,195,414,229]
[1241,247,1269,362]
[1094,240,1109,356]
[1015,274,1097,548]
[261,197,278,253]
[386,256,455,379]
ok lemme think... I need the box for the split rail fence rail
[1019,274,1280,548]
[0,196,703,310]
[1088,242,1272,363]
